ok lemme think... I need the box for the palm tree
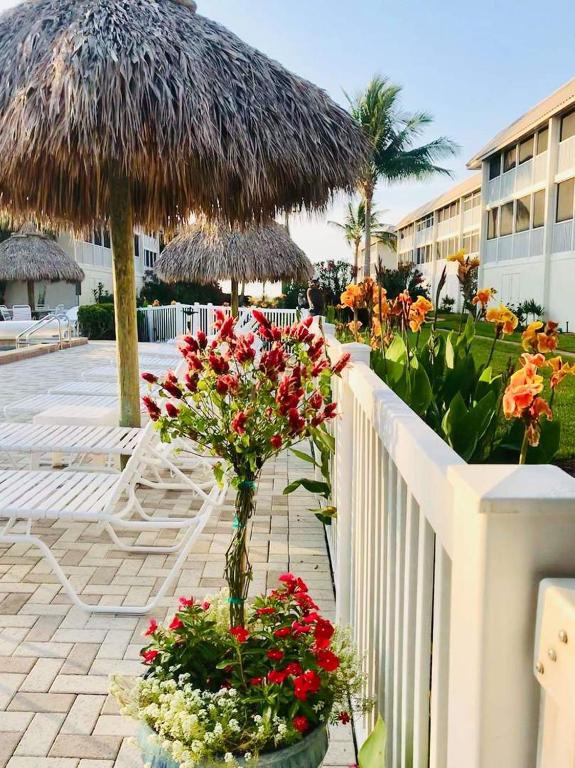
[329,200,390,278]
[348,76,458,277]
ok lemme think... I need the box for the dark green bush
[78,303,115,340]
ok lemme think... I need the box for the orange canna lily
[546,355,575,389]
[447,248,466,265]
[472,287,496,308]
[340,283,364,309]
[486,304,518,336]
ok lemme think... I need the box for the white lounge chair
[3,394,119,417]
[0,305,11,320]
[0,420,217,482]
[11,304,32,321]
[0,436,228,614]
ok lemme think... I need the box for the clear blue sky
[204,0,575,266]
[1,0,575,270]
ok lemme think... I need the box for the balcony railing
[483,228,545,264]
[326,334,575,768]
[486,152,548,205]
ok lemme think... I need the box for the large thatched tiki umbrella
[0,223,84,310]
[0,0,367,427]
[156,221,314,316]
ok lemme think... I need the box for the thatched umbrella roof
[0,0,367,229]
[156,221,314,286]
[0,223,84,283]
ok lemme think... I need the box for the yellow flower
[347,320,363,335]
[447,248,466,264]
[486,304,518,335]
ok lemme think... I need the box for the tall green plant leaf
[359,715,387,768]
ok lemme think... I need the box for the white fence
[327,334,575,768]
[137,303,301,342]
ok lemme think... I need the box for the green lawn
[436,313,575,354]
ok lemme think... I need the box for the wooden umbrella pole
[26,280,35,311]
[109,169,141,428]
[231,277,239,317]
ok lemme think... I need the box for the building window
[487,208,498,239]
[134,234,140,258]
[500,202,514,236]
[93,228,102,246]
[503,147,517,173]
[489,154,501,180]
[463,232,479,254]
[560,111,575,142]
[533,190,545,228]
[556,178,575,222]
[144,249,157,269]
[536,128,549,154]
[463,190,481,211]
[515,195,530,232]
[103,229,111,249]
[518,136,534,165]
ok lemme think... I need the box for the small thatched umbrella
[156,221,314,315]
[0,0,366,426]
[0,223,84,310]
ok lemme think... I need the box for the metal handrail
[15,310,72,350]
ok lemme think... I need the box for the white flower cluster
[116,676,288,767]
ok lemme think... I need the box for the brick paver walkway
[0,342,353,768]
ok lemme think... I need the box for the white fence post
[332,341,371,626]
[446,463,575,768]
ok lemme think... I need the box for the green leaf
[290,449,318,467]
[385,334,407,364]
[283,478,331,498]
[408,358,432,416]
[359,715,387,768]
[213,463,225,489]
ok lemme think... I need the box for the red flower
[184,373,198,392]
[196,330,208,349]
[267,649,284,661]
[273,627,291,639]
[294,593,319,611]
[332,352,351,375]
[179,597,194,608]
[293,670,321,701]
[165,402,179,418]
[169,616,183,631]
[186,353,203,372]
[302,611,320,624]
[279,573,296,585]
[314,618,334,649]
[270,434,283,450]
[323,402,338,420]
[201,601,211,611]
[309,391,323,410]
[252,309,271,328]
[231,411,248,435]
[230,626,250,643]
[256,606,276,616]
[285,662,303,676]
[250,677,264,686]
[161,380,183,399]
[292,621,312,635]
[141,649,158,664]
[315,648,340,672]
[142,395,161,422]
[338,711,351,725]
[144,618,158,637]
[208,353,230,375]
[141,372,158,384]
[293,716,310,733]
[268,668,288,685]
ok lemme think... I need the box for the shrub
[440,296,455,313]
[139,269,223,306]
[78,303,115,339]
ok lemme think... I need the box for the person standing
[306,279,325,317]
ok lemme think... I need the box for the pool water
[0,344,16,351]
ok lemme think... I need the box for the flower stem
[225,474,257,627]
[519,428,529,465]
[486,331,499,368]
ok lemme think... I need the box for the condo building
[391,77,575,327]
[394,175,482,307]
[468,78,575,327]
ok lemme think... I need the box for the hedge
[78,303,115,340]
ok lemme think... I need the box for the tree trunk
[231,277,239,317]
[26,280,35,311]
[109,170,141,428]
[353,240,360,282]
[225,474,256,626]
[363,190,373,279]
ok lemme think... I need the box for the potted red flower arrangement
[111,310,367,767]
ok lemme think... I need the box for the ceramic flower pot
[137,722,329,768]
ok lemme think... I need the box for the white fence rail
[327,334,575,768]
[137,303,301,342]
